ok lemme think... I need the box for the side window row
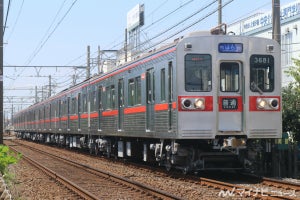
[35,67,170,117]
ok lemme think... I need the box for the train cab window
[220,62,239,92]
[250,55,274,92]
[185,54,212,92]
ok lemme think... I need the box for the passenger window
[106,85,115,109]
[220,62,239,92]
[128,76,142,106]
[128,79,135,106]
[250,55,274,92]
[185,54,212,92]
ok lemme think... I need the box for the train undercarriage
[16,132,261,174]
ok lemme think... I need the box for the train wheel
[94,144,99,156]
[182,167,189,175]
[165,163,172,171]
[89,147,94,155]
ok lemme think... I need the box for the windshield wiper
[251,82,263,95]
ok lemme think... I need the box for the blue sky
[3,0,293,113]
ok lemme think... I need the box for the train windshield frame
[250,55,274,93]
[184,54,212,92]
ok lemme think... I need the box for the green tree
[0,145,21,175]
[283,58,300,141]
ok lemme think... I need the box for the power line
[143,0,196,32]
[6,0,24,41]
[133,0,221,53]
[7,0,232,112]
[3,0,11,36]
[6,0,79,90]
[26,0,68,65]
[25,0,79,65]
[95,0,197,57]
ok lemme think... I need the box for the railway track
[6,139,300,199]
[7,140,183,200]
[199,177,299,199]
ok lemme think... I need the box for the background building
[228,0,300,86]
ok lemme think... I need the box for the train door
[67,97,70,130]
[168,62,173,131]
[58,100,61,130]
[78,93,81,130]
[218,62,243,132]
[98,86,103,131]
[49,104,51,130]
[146,68,155,131]
[118,79,124,130]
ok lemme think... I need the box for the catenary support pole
[218,0,222,25]
[0,0,3,144]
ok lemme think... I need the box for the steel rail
[262,177,300,191]
[199,177,297,200]
[9,145,99,200]
[10,140,183,200]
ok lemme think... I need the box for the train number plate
[222,98,238,110]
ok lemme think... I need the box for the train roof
[14,24,278,116]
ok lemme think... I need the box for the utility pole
[272,0,281,44]
[11,103,13,126]
[49,75,51,97]
[0,0,3,144]
[272,0,281,178]
[124,28,128,62]
[218,0,222,25]
[35,86,38,103]
[97,46,101,74]
[86,45,90,79]
[72,74,76,86]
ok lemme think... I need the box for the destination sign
[218,43,243,53]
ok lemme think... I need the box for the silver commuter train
[13,25,281,172]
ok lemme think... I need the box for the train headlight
[194,98,205,110]
[257,98,267,109]
[269,98,279,109]
[182,99,192,109]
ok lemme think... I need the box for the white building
[228,0,300,86]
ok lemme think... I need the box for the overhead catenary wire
[37,0,231,93]
[136,0,219,52]
[25,0,79,65]
[7,0,281,111]
[26,0,68,65]
[54,0,225,91]
[7,0,79,91]
[3,0,11,36]
[95,0,197,58]
[5,0,24,41]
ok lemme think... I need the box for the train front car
[165,29,281,172]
